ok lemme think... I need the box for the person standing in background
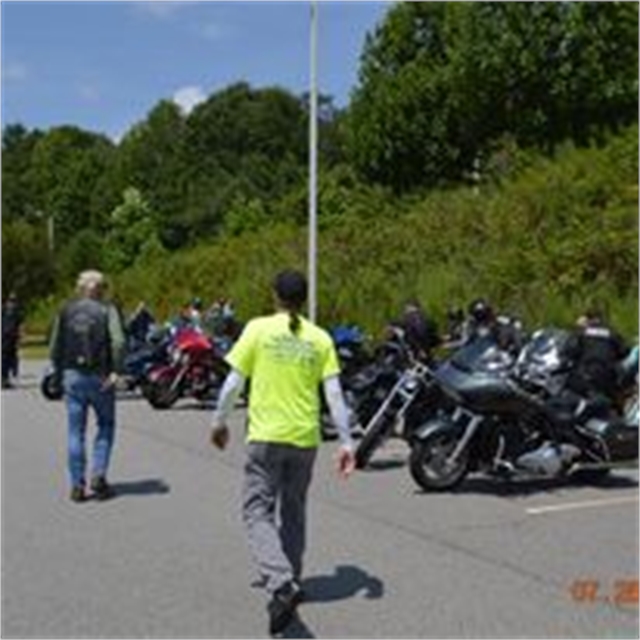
[49,270,126,502]
[2,291,23,388]
[210,269,355,635]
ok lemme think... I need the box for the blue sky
[1,0,391,141]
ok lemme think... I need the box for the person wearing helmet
[461,298,524,354]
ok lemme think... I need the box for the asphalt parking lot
[2,360,638,639]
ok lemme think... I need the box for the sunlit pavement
[2,360,638,639]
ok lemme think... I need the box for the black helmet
[468,298,494,324]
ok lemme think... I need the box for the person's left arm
[209,320,256,449]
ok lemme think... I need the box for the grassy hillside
[30,126,638,341]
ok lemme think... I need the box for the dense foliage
[2,2,637,340]
[348,2,638,192]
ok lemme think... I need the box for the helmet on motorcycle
[468,298,494,325]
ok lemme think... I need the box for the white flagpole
[308,0,318,322]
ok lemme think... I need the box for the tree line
[2,2,638,322]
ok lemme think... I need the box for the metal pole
[47,215,54,253]
[308,0,318,322]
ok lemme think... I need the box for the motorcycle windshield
[449,336,511,374]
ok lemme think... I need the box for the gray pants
[242,442,317,595]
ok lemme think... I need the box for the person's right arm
[48,309,64,372]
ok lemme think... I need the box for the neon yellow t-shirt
[225,312,340,448]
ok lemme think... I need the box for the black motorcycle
[408,329,638,491]
[349,328,446,468]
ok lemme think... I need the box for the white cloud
[173,85,207,115]
[4,62,28,82]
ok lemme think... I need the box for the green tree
[347,2,638,193]
[1,124,44,222]
[103,187,162,272]
[108,101,188,249]
[26,126,115,248]
[1,219,55,305]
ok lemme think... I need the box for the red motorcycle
[141,327,228,409]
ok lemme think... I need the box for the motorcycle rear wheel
[409,431,470,491]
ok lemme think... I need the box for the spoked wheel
[141,379,181,409]
[409,429,470,491]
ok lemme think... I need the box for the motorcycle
[119,328,172,392]
[408,328,638,491]
[335,326,443,467]
[141,327,228,409]
[321,324,373,441]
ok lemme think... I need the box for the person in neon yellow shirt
[210,269,355,635]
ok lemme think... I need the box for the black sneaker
[90,476,115,501]
[268,580,303,635]
[292,578,305,604]
[70,486,86,503]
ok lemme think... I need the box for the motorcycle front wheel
[141,379,181,409]
[409,430,470,491]
[354,414,394,469]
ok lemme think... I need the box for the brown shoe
[70,486,86,503]
[90,476,115,501]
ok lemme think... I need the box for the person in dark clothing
[563,309,629,402]
[461,298,524,355]
[392,299,440,361]
[126,301,156,348]
[49,270,126,502]
[2,292,23,388]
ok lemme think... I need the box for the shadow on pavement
[302,564,384,604]
[111,478,171,497]
[361,458,406,472]
[413,472,638,497]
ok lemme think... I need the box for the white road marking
[526,495,638,515]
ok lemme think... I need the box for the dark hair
[273,269,307,334]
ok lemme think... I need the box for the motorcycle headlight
[403,377,419,392]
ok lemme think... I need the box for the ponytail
[273,270,307,336]
[289,311,301,335]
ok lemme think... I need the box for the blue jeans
[63,369,116,489]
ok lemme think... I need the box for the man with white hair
[49,269,126,502]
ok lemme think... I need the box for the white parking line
[526,495,639,515]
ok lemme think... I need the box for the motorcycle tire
[409,430,470,491]
[354,414,394,469]
[571,468,611,484]
[141,379,180,409]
